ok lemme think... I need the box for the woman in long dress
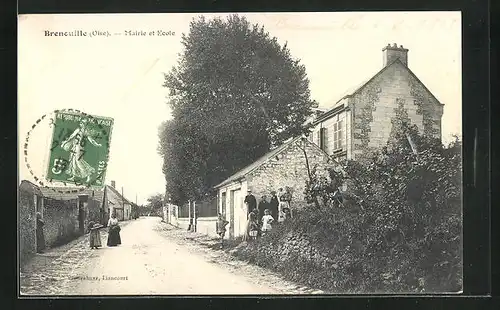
[88,221,103,249]
[60,118,102,183]
[107,214,121,247]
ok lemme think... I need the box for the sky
[18,12,461,205]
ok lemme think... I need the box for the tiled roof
[106,185,133,205]
[39,186,105,202]
[214,137,326,189]
[19,180,43,196]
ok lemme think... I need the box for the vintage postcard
[18,12,462,296]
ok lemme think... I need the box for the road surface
[21,217,283,295]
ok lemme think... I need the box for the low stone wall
[43,198,80,248]
[195,217,218,237]
[234,229,333,268]
[175,218,190,230]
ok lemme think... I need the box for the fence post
[193,201,197,232]
[188,200,192,231]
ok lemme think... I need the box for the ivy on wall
[353,83,382,150]
[390,98,412,140]
[408,77,440,138]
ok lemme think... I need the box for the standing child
[216,213,229,249]
[261,209,274,236]
[248,212,259,241]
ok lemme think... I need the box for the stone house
[213,137,330,239]
[104,181,133,222]
[307,43,444,162]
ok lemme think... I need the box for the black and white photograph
[18,12,462,295]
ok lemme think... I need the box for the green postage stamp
[46,111,113,187]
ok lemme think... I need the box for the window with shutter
[319,128,326,151]
[323,128,329,153]
[333,119,344,151]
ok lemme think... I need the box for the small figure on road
[216,213,229,249]
[36,212,45,253]
[107,213,121,247]
[261,209,274,237]
[88,221,103,249]
[244,190,257,219]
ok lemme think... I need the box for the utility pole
[188,200,192,231]
[193,201,197,232]
[121,186,125,221]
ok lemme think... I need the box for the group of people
[88,213,122,249]
[214,188,294,248]
[242,188,293,241]
[34,212,123,253]
[246,188,293,222]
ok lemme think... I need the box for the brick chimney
[382,43,409,67]
[111,180,116,188]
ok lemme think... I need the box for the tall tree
[160,14,318,204]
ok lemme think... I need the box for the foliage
[236,122,462,293]
[145,193,164,215]
[159,14,318,204]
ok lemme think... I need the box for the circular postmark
[23,108,113,194]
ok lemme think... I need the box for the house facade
[308,43,444,161]
[214,137,330,239]
[105,181,133,222]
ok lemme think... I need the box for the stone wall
[195,217,218,237]
[43,198,80,248]
[351,61,443,160]
[87,197,103,225]
[175,218,190,230]
[247,140,330,208]
[19,184,37,265]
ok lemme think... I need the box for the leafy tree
[146,193,164,216]
[160,14,318,204]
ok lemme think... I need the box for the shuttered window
[319,127,328,152]
[333,120,343,151]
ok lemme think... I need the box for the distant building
[104,181,133,222]
[307,43,444,161]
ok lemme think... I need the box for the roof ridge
[214,136,307,189]
[106,185,133,204]
[315,58,442,125]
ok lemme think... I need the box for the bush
[234,122,462,293]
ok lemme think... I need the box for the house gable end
[245,139,331,203]
[351,59,444,156]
